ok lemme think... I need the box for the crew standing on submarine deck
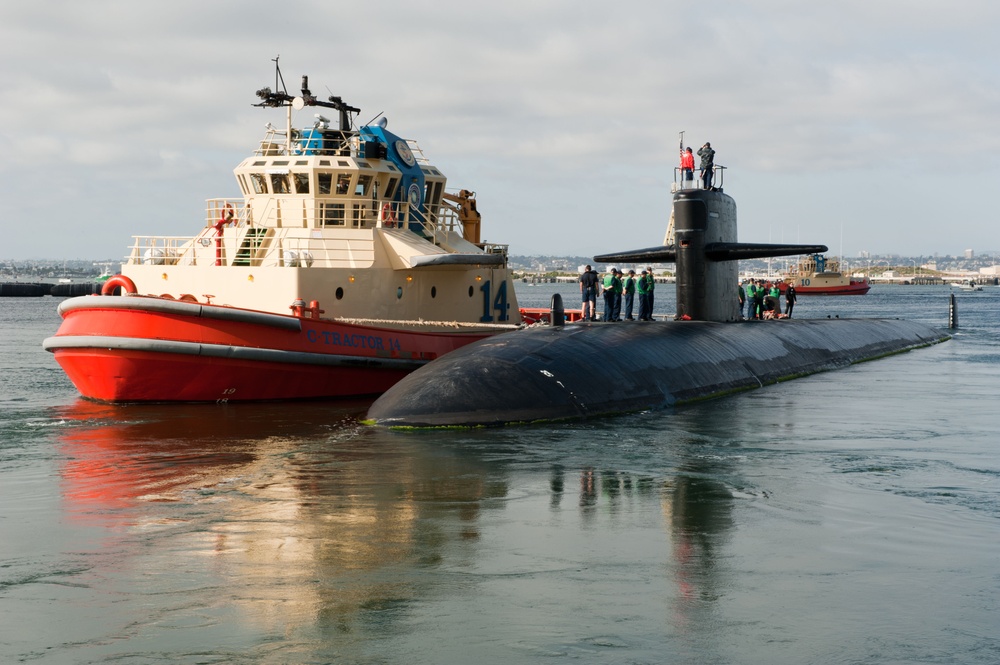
[602,268,621,322]
[753,281,766,319]
[637,269,654,321]
[746,279,759,319]
[636,270,651,321]
[579,265,598,321]
[646,267,656,319]
[767,282,781,317]
[623,269,637,320]
[784,283,797,318]
[612,270,624,321]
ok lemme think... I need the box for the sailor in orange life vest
[680,147,695,186]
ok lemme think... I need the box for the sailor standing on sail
[680,147,695,188]
[698,142,715,189]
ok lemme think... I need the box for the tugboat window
[468,286,474,297]
[250,174,267,194]
[336,287,344,300]
[356,175,372,197]
[425,181,442,206]
[318,173,332,195]
[431,286,437,298]
[336,174,351,195]
[270,173,290,194]
[397,287,403,299]
[385,177,399,199]
[323,203,345,226]
[292,173,310,194]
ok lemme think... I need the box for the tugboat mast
[254,56,361,151]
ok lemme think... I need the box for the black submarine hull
[365,318,948,428]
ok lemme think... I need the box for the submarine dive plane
[365,184,950,428]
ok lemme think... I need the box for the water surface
[1,287,998,663]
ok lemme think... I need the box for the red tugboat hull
[44,295,494,403]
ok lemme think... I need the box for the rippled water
[2,287,998,664]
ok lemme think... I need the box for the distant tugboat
[783,253,871,295]
[44,60,523,403]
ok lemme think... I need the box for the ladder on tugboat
[232,228,269,266]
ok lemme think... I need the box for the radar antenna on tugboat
[254,56,361,132]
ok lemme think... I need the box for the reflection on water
[45,398,752,662]
[56,399,503,645]
[665,470,734,639]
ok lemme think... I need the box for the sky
[2,0,999,262]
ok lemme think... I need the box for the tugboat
[783,253,871,295]
[44,62,522,402]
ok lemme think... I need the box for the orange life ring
[381,203,396,227]
[101,274,138,296]
[219,202,235,227]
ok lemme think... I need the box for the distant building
[965,249,975,259]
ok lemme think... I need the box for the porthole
[468,286,474,297]
[431,286,437,298]
[336,287,344,300]
[397,286,403,299]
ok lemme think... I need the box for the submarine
[365,184,950,428]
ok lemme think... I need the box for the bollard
[549,293,565,327]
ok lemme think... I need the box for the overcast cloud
[2,0,998,261]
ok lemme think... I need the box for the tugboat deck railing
[125,197,494,268]
[254,129,429,164]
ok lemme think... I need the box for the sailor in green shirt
[646,267,655,319]
[601,268,622,322]
[767,283,781,317]
[622,269,637,320]
[637,269,653,321]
